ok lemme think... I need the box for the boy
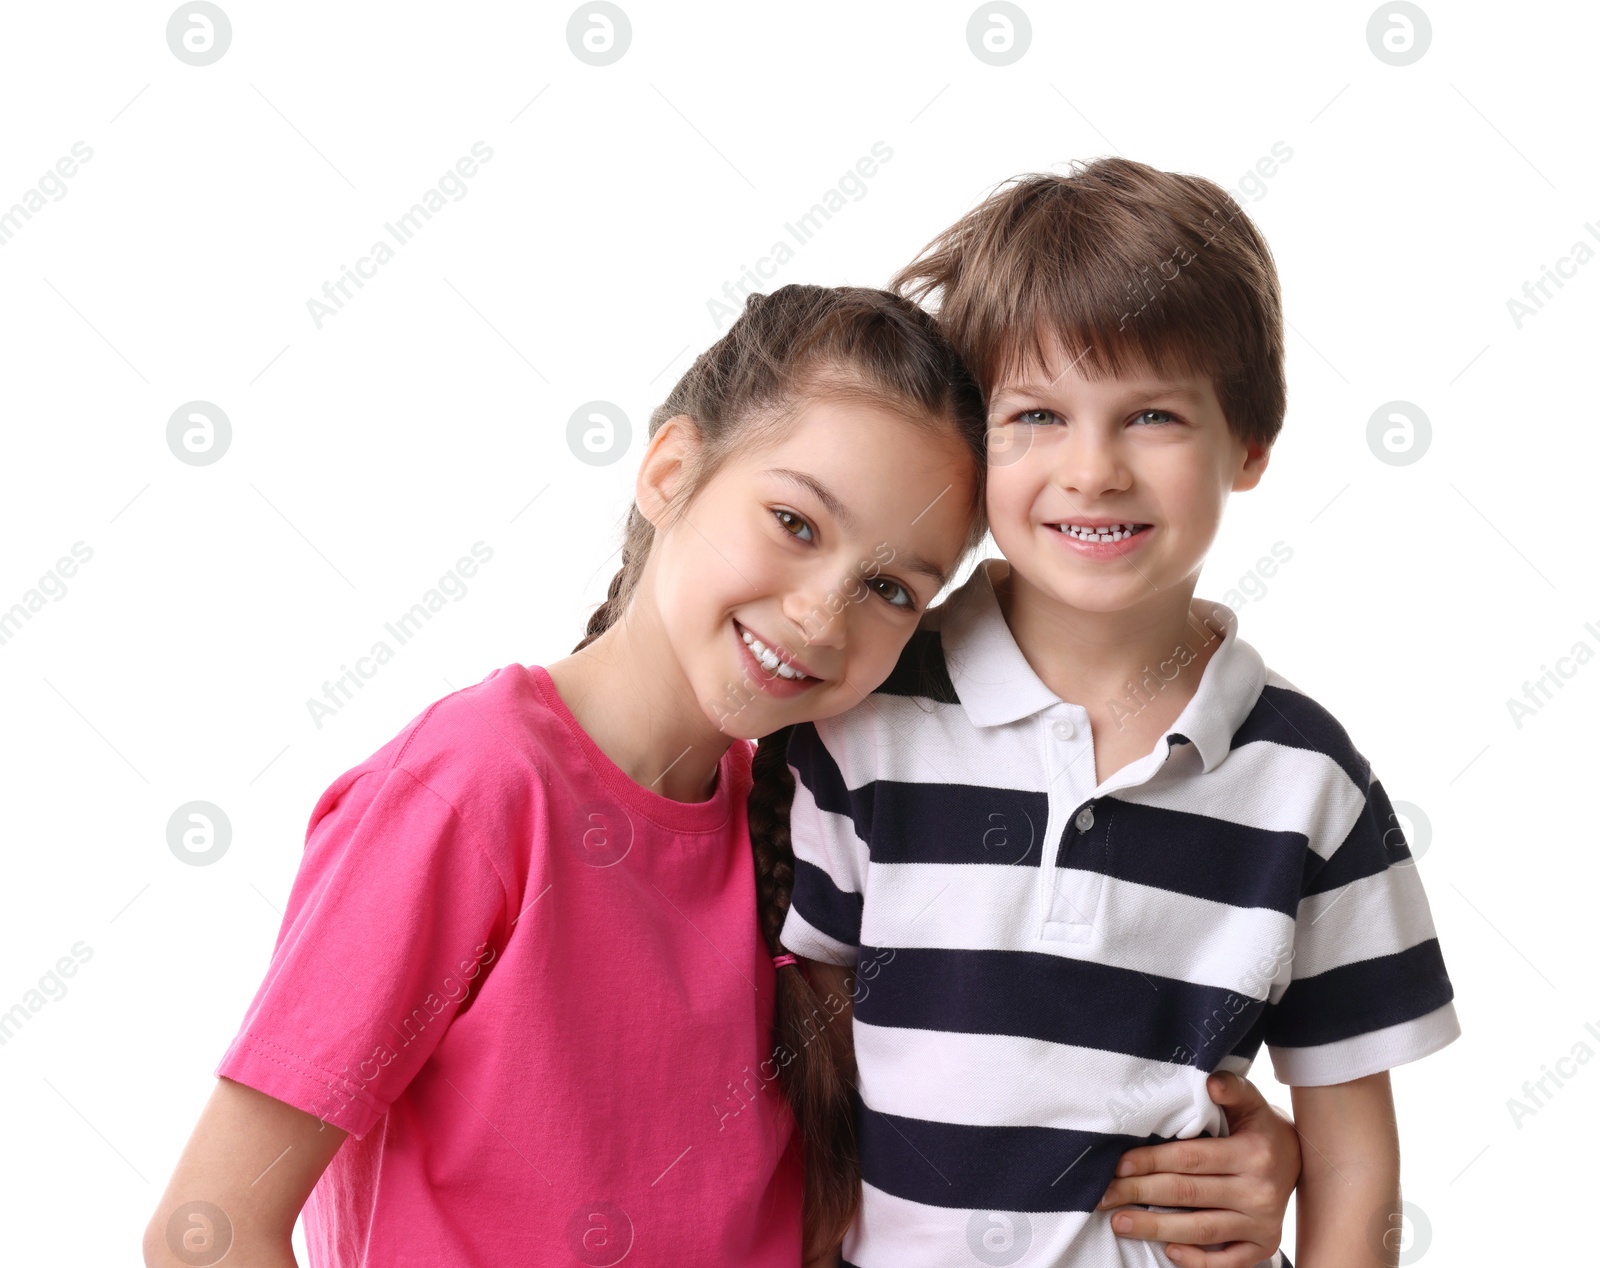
[778,158,1460,1267]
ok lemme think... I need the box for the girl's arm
[143,1077,346,1268]
[1289,1071,1400,1267]
[1097,1071,1303,1268]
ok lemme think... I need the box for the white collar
[937,558,1266,773]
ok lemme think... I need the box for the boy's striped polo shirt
[779,557,1459,1268]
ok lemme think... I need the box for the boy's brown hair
[890,156,1286,451]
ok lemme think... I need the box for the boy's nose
[1055,435,1132,498]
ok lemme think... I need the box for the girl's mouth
[732,620,821,698]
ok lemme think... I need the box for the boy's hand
[1096,1071,1300,1267]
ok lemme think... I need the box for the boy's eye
[1013,408,1058,426]
[1133,409,1178,426]
[772,508,814,542]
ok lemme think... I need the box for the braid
[571,552,629,653]
[572,509,649,655]
[747,726,797,953]
[748,724,860,1260]
[558,282,987,1259]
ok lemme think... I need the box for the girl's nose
[783,578,847,653]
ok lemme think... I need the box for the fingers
[1205,1088,1301,1200]
[1109,1132,1255,1181]
[1098,1169,1274,1216]
[1106,1204,1252,1246]
[1162,1237,1277,1268]
[1207,1071,1269,1124]
[1104,1206,1274,1266]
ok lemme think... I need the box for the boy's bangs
[978,232,1243,398]
[891,163,1285,448]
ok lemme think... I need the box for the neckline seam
[523,664,742,832]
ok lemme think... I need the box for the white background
[0,2,1593,1264]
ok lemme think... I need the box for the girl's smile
[733,617,824,698]
[638,395,979,747]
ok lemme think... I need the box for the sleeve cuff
[1268,999,1461,1087]
[780,907,857,967]
[215,1031,387,1140]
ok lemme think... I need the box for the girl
[145,285,1298,1268]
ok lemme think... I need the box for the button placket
[1039,712,1073,939]
[1039,707,1097,940]
[1043,698,1094,934]
[1048,797,1107,933]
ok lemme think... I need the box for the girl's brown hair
[571,283,987,1258]
[890,157,1287,451]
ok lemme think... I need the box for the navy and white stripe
[780,558,1458,1268]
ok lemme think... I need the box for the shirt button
[1052,719,1075,740]
[1074,806,1095,832]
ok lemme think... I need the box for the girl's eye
[772,508,917,611]
[867,577,914,610]
[1133,408,1179,426]
[1014,408,1058,426]
[772,508,814,542]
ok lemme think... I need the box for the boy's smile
[985,331,1269,622]
[1044,517,1153,558]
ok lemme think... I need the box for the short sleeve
[1263,765,1460,1086]
[216,763,512,1138]
[779,720,869,967]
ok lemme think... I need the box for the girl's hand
[1095,1071,1301,1268]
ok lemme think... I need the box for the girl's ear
[636,414,703,528]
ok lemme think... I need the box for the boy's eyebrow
[995,380,1205,402]
[991,381,1064,397]
[765,467,950,591]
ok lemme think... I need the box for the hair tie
[772,953,798,970]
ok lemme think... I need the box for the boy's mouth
[1046,521,1152,543]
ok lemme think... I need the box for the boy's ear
[1232,441,1271,493]
[636,413,703,527]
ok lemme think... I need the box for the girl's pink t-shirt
[216,663,802,1267]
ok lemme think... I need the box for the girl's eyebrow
[765,467,950,590]
[768,467,857,530]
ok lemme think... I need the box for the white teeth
[1056,522,1144,542]
[740,626,809,680]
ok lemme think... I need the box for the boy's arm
[1097,1071,1301,1268]
[777,720,869,970]
[1259,752,1452,1266]
[1290,1071,1400,1268]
